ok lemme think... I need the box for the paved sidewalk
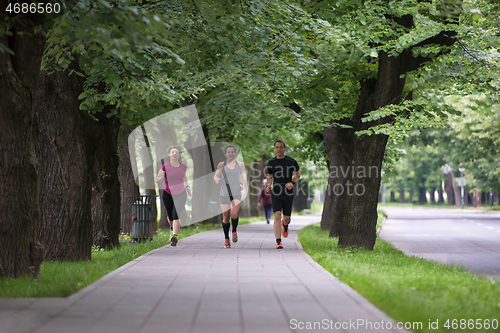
[1,213,407,333]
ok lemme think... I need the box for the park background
[1,1,500,332]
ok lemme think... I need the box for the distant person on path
[258,179,273,224]
[266,140,301,249]
[156,146,192,246]
[214,146,245,248]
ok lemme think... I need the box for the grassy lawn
[298,214,500,333]
[0,218,259,298]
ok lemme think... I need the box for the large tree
[291,0,467,248]
[0,3,46,277]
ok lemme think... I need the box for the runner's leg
[171,190,187,245]
[230,199,241,242]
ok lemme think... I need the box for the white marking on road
[486,226,494,230]
[477,223,483,225]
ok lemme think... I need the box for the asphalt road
[379,206,500,279]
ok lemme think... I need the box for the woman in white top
[213,146,245,248]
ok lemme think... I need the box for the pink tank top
[161,162,187,195]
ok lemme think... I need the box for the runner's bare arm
[292,169,301,183]
[266,173,273,193]
[213,161,224,183]
[155,168,165,183]
[184,175,192,197]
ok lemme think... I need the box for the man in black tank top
[265,140,301,249]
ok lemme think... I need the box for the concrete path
[1,213,407,333]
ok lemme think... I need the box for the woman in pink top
[155,146,192,246]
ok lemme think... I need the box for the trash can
[130,195,156,242]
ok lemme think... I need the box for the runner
[214,146,245,248]
[266,140,301,249]
[155,146,192,246]
[258,179,273,224]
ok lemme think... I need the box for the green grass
[298,216,500,333]
[480,205,500,211]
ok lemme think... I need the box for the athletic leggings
[162,190,187,221]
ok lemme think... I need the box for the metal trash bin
[130,195,156,242]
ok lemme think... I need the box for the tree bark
[449,171,462,208]
[473,188,481,207]
[33,65,93,261]
[0,27,46,278]
[118,125,140,235]
[390,191,395,202]
[335,132,388,249]
[418,188,427,205]
[408,189,414,204]
[399,189,405,203]
[238,165,252,218]
[321,129,350,237]
[90,110,121,249]
[429,187,436,205]
[445,173,455,205]
[437,184,444,204]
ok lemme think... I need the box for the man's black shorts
[271,184,294,216]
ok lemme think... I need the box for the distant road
[379,206,500,279]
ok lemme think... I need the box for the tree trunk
[118,126,140,235]
[445,173,455,205]
[322,44,429,249]
[429,187,436,205]
[399,189,405,203]
[473,188,481,207]
[335,132,388,249]
[418,187,427,205]
[449,171,461,208]
[0,28,46,278]
[34,65,93,261]
[90,110,121,249]
[238,165,253,218]
[321,126,351,237]
[437,184,444,204]
[408,189,414,204]
[390,191,395,202]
